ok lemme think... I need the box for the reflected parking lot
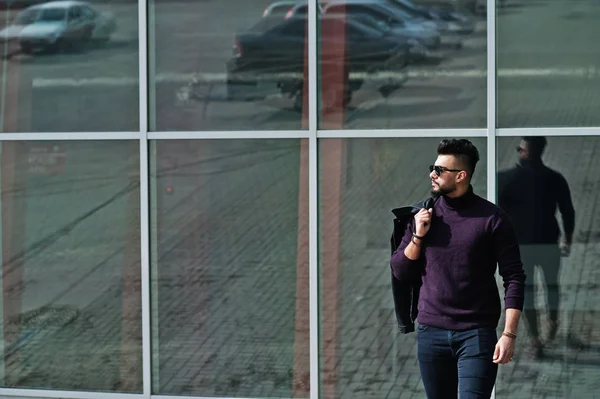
[0,0,138,132]
[154,0,488,130]
[1,0,488,131]
[1,0,599,131]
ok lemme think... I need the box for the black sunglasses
[429,165,461,177]
[516,146,526,153]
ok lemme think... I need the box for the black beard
[430,189,442,199]
[431,184,453,198]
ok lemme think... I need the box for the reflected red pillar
[152,140,213,393]
[1,46,31,384]
[119,142,142,392]
[320,8,348,129]
[319,8,346,399]
[320,139,344,399]
[292,139,310,397]
[301,17,309,131]
[292,18,311,398]
[1,142,27,386]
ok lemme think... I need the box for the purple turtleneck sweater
[390,186,526,331]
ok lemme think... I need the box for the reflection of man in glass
[498,136,575,359]
[391,139,525,398]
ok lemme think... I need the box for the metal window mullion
[140,136,151,399]
[148,131,310,140]
[151,396,293,399]
[308,132,319,399]
[487,0,497,397]
[139,0,148,135]
[0,132,140,140]
[498,127,600,136]
[138,0,151,395]
[317,129,487,138]
[308,0,317,134]
[307,0,319,398]
[0,388,144,399]
[487,0,497,205]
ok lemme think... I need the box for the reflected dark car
[323,8,440,53]
[385,0,476,34]
[322,0,440,32]
[262,0,441,59]
[226,15,411,109]
[417,0,479,14]
[262,0,317,17]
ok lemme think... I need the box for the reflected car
[268,0,442,57]
[226,15,412,109]
[322,0,440,32]
[264,0,440,33]
[264,0,471,41]
[262,0,319,17]
[0,0,117,54]
[323,8,441,55]
[418,0,478,14]
[385,0,475,34]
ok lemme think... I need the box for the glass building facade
[0,0,598,397]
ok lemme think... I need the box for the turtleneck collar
[439,184,475,210]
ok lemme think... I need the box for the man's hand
[493,335,515,364]
[414,208,433,237]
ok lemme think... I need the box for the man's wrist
[411,236,423,248]
[412,232,426,240]
[502,331,517,340]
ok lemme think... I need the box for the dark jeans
[417,324,498,399]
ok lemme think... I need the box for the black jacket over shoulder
[390,196,437,333]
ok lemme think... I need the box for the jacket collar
[391,196,438,219]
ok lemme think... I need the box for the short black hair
[521,136,547,158]
[437,138,480,178]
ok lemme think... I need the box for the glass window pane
[496,136,599,396]
[0,2,139,132]
[318,1,485,129]
[497,2,600,127]
[149,2,309,131]
[319,137,487,398]
[150,139,309,396]
[0,141,141,391]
